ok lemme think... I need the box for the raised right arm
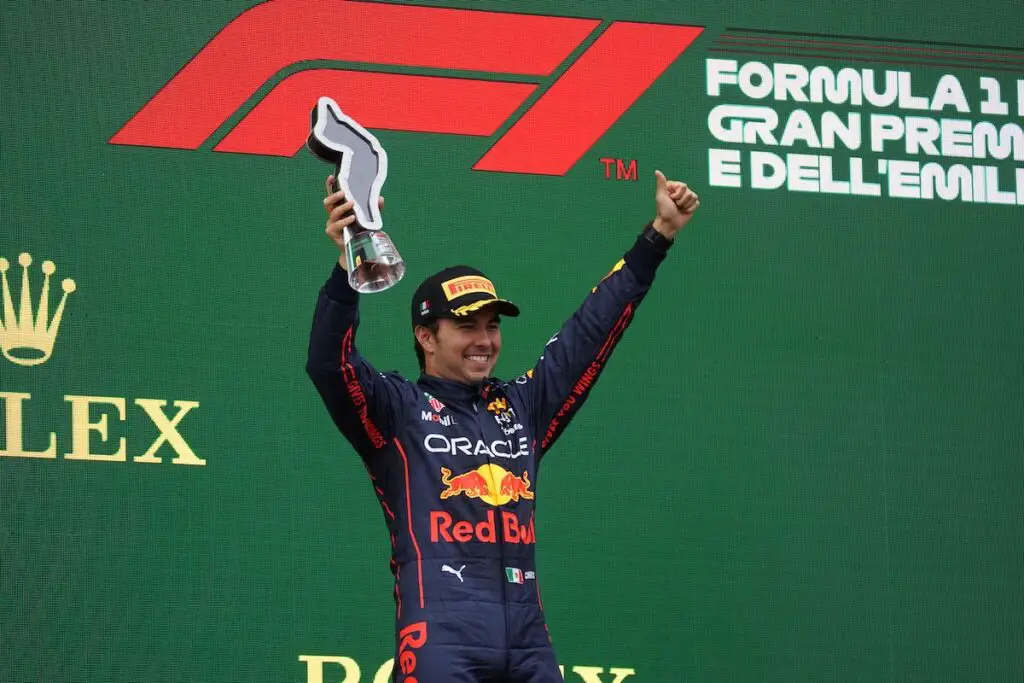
[306,178,404,457]
[306,263,406,456]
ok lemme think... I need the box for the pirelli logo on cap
[442,276,497,300]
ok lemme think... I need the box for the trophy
[307,97,405,293]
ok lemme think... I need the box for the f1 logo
[110,0,701,176]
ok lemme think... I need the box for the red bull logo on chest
[439,464,534,505]
[433,464,536,542]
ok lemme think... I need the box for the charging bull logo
[435,466,537,544]
[440,464,534,505]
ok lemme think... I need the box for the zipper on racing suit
[474,391,511,670]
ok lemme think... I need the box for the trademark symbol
[600,157,638,181]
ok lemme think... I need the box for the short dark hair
[413,319,440,372]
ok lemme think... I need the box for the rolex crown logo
[0,253,76,367]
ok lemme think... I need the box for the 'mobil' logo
[0,253,76,367]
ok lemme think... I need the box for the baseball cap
[411,265,520,327]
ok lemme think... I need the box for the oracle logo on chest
[423,434,529,460]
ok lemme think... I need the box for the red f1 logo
[110,0,701,175]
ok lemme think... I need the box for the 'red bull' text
[431,510,536,544]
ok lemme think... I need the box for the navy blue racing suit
[306,224,671,682]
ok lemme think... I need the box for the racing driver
[306,170,699,682]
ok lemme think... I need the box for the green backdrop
[2,1,1022,682]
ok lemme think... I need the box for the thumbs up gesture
[652,170,699,239]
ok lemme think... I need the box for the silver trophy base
[344,228,406,293]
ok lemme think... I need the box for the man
[306,171,699,683]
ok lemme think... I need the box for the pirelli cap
[411,265,520,327]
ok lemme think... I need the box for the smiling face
[417,307,502,384]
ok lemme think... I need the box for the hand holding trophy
[307,97,405,293]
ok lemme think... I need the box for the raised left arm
[506,171,700,457]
